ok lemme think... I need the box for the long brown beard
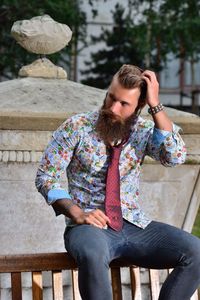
[95,108,137,146]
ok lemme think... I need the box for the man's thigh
[64,225,114,263]
[123,220,200,269]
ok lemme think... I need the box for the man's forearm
[52,198,110,228]
[151,109,173,132]
[52,198,83,221]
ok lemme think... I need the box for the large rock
[11,15,72,55]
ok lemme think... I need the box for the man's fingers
[142,70,159,84]
[85,214,104,228]
[94,209,110,225]
[142,74,150,83]
[84,209,110,228]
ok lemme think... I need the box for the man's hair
[113,64,147,115]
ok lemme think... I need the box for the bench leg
[111,267,122,300]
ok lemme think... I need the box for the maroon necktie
[105,143,123,231]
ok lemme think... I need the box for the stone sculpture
[18,58,67,79]
[11,15,72,79]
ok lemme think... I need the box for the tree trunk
[70,26,78,82]
[190,59,199,115]
[145,0,153,68]
[179,43,185,107]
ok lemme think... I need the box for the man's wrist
[52,198,77,217]
[64,200,76,211]
[148,98,160,108]
[148,103,164,115]
[58,199,84,223]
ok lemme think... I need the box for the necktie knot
[110,144,123,160]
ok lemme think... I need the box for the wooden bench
[0,252,199,300]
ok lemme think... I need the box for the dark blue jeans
[64,220,200,300]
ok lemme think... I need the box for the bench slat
[52,270,63,300]
[149,269,160,300]
[0,253,77,273]
[32,271,43,300]
[71,270,81,300]
[111,267,122,300]
[191,291,199,300]
[0,252,136,273]
[130,266,142,300]
[11,272,22,300]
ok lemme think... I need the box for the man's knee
[77,244,110,268]
[182,234,200,268]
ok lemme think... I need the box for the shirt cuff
[152,124,181,145]
[47,189,71,205]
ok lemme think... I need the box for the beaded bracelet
[148,103,164,115]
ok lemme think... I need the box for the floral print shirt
[35,111,186,229]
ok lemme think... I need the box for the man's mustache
[100,109,124,124]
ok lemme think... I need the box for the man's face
[96,77,141,145]
[105,77,141,121]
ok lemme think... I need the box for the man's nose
[110,101,121,115]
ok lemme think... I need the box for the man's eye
[121,102,127,106]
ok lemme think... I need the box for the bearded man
[35,65,200,300]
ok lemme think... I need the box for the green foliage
[159,0,200,62]
[192,207,200,238]
[81,4,144,89]
[82,0,200,89]
[0,0,87,79]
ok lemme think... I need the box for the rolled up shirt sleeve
[47,189,71,205]
[146,123,187,166]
